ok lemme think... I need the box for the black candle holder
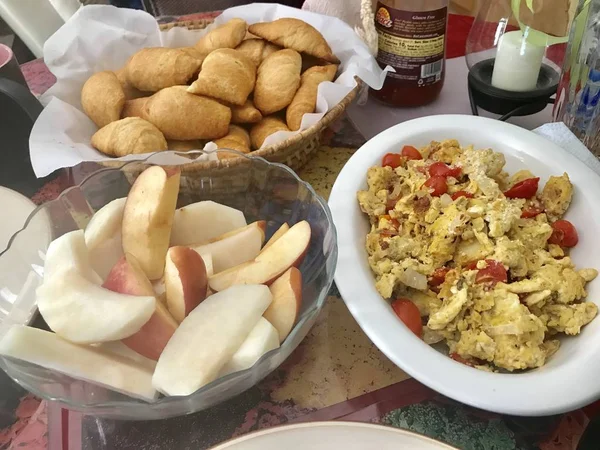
[467,58,560,121]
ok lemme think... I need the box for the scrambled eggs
[357,140,598,371]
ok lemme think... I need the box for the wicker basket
[104,18,361,190]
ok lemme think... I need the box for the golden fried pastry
[235,39,281,67]
[235,39,266,67]
[144,86,231,140]
[187,49,256,106]
[215,125,251,159]
[81,71,125,128]
[178,47,207,64]
[115,66,147,100]
[286,64,337,131]
[126,48,202,92]
[195,18,247,54]
[121,97,148,119]
[91,117,167,157]
[167,139,205,151]
[249,18,339,64]
[231,99,262,124]
[254,49,301,115]
[250,116,290,149]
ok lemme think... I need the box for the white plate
[209,422,454,449]
[0,186,51,326]
[328,115,600,416]
[0,186,38,251]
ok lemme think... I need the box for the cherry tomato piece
[401,145,423,160]
[381,214,400,229]
[428,162,462,178]
[423,176,448,196]
[548,220,579,247]
[429,267,450,287]
[521,206,544,218]
[504,178,540,199]
[451,191,474,201]
[391,298,423,338]
[450,352,474,367]
[382,153,403,169]
[475,260,507,285]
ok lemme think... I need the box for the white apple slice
[153,284,272,396]
[96,341,157,371]
[208,221,311,292]
[0,325,157,402]
[84,197,126,280]
[219,317,279,376]
[170,201,246,246]
[164,246,208,323]
[103,254,178,360]
[261,223,289,253]
[37,268,155,344]
[122,166,181,280]
[43,230,101,284]
[196,251,214,277]
[264,267,303,343]
[191,221,266,274]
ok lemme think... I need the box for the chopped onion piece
[399,268,428,291]
[440,193,453,208]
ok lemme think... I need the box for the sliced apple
[208,221,311,292]
[84,197,126,280]
[37,268,155,344]
[96,341,157,371]
[103,253,155,296]
[43,230,102,284]
[263,267,303,343]
[219,317,280,376]
[0,325,157,402]
[122,166,181,280]
[261,223,289,253]
[103,254,178,360]
[170,201,246,246]
[152,284,272,396]
[196,251,214,277]
[191,221,266,274]
[164,246,208,322]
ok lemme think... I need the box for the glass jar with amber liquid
[371,0,448,107]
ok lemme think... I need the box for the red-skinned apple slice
[191,221,266,273]
[37,268,155,344]
[0,325,157,402]
[43,230,101,284]
[84,197,126,280]
[208,221,310,292]
[170,201,246,246]
[122,166,181,280]
[261,223,289,253]
[263,267,302,343]
[164,246,208,322]
[103,254,178,360]
[152,284,272,396]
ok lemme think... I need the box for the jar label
[375,3,447,87]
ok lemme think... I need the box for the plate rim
[328,114,600,416]
[208,421,457,449]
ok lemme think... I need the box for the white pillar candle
[491,30,545,92]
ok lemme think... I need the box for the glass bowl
[0,150,337,420]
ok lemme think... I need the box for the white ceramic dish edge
[209,421,457,449]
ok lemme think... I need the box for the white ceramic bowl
[329,115,600,416]
[209,422,455,450]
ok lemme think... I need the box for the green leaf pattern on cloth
[384,402,535,450]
